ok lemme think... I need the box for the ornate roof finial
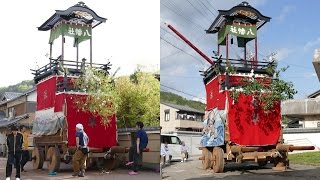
[240,1,250,7]
[77,1,86,7]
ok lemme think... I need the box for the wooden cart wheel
[212,147,224,173]
[201,148,212,170]
[104,158,117,171]
[46,147,61,172]
[32,147,44,169]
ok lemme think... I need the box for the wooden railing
[30,56,111,84]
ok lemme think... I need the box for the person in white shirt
[180,141,188,162]
[160,141,169,166]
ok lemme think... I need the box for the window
[8,107,15,118]
[164,109,170,121]
[170,136,181,144]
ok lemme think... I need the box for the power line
[161,84,206,101]
[160,36,207,65]
[204,0,219,14]
[198,0,217,17]
[186,0,212,23]
[161,1,206,30]
[161,50,182,60]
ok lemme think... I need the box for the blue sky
[161,0,320,101]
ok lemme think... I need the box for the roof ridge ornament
[240,1,250,7]
[76,1,87,8]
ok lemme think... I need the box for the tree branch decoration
[73,67,119,126]
[230,64,297,112]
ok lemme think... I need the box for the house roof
[0,92,23,101]
[0,88,36,106]
[308,89,320,98]
[161,102,204,114]
[0,114,29,128]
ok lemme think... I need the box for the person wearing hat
[72,123,89,177]
[5,126,23,180]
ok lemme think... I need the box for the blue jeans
[128,146,143,172]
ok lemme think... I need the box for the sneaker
[128,171,138,175]
[181,160,183,162]
[48,171,57,175]
[72,172,79,176]
[16,178,20,180]
[125,161,134,166]
[6,177,10,180]
[78,171,85,177]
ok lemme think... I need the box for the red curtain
[36,77,56,110]
[227,93,280,146]
[54,93,65,112]
[205,75,226,111]
[205,78,218,110]
[66,94,117,148]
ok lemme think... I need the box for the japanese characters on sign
[67,26,92,37]
[49,23,92,44]
[227,24,256,38]
[218,24,257,46]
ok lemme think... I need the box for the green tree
[74,67,160,128]
[116,71,160,128]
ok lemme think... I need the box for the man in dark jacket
[6,125,23,180]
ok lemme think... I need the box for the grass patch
[288,151,320,166]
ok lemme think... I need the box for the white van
[160,134,182,161]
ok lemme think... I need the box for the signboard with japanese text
[49,23,92,44]
[218,24,257,47]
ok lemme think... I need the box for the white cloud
[303,37,320,52]
[276,5,296,22]
[274,48,293,61]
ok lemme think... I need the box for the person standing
[72,123,89,177]
[160,141,169,166]
[19,125,30,172]
[126,121,148,175]
[180,141,188,162]
[6,126,23,180]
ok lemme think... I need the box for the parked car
[161,134,182,161]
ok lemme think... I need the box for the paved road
[0,158,160,180]
[162,156,320,180]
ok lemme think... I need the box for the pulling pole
[166,23,214,65]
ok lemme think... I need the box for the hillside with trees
[160,91,206,111]
[0,80,35,95]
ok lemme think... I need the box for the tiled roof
[0,114,29,128]
[1,92,23,101]
[161,102,205,114]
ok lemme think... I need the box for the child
[160,141,169,166]
[180,141,188,162]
